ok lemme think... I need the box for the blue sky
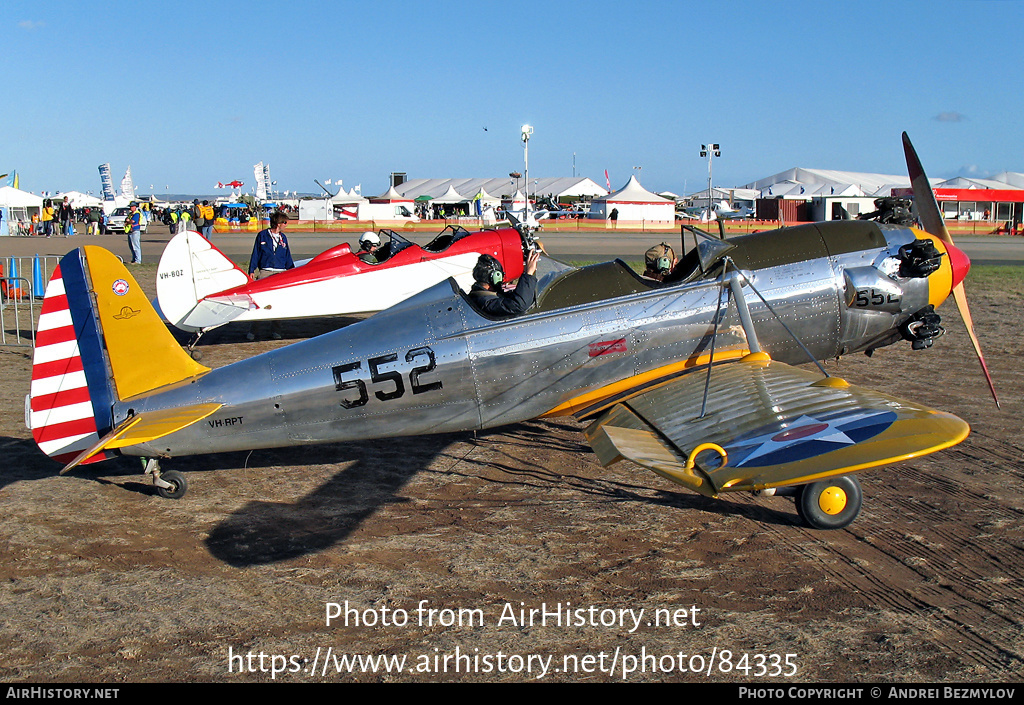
[2,0,1021,197]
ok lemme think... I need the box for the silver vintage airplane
[27,134,996,530]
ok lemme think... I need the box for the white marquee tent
[395,177,607,201]
[56,190,103,208]
[744,168,916,198]
[588,176,674,223]
[0,186,43,236]
[0,186,44,208]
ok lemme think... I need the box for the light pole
[700,143,720,217]
[521,124,533,219]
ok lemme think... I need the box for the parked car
[104,207,149,235]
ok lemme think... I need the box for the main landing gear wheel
[795,475,862,530]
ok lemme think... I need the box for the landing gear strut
[143,458,188,499]
[185,330,207,361]
[795,475,862,530]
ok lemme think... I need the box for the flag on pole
[98,165,115,201]
[254,162,267,200]
[604,170,610,191]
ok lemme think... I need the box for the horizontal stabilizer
[585,354,969,495]
[61,403,223,474]
[180,295,252,330]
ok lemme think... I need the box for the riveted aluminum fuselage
[118,221,940,458]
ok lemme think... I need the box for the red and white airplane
[156,225,527,337]
[216,180,244,189]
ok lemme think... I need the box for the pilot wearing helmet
[468,249,540,317]
[358,231,382,264]
[642,242,677,282]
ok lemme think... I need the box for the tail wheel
[156,470,188,500]
[795,475,862,530]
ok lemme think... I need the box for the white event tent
[0,186,44,236]
[56,191,104,208]
[588,176,675,222]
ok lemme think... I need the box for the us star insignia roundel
[724,410,898,468]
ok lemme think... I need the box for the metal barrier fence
[1,255,61,348]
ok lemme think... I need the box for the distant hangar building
[899,172,1024,224]
[741,168,1024,223]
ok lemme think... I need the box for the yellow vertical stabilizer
[83,246,209,400]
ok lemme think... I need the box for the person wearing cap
[642,242,676,281]
[127,202,143,264]
[357,231,383,264]
[468,249,540,317]
[246,211,294,340]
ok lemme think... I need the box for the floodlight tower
[522,124,534,219]
[700,143,720,216]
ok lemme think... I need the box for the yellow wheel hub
[818,487,848,515]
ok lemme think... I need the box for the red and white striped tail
[29,261,111,465]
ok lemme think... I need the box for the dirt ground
[1,257,1022,683]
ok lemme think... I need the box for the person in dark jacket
[59,197,74,237]
[246,211,294,340]
[468,249,539,317]
[248,211,294,276]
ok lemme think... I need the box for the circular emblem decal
[112,279,130,296]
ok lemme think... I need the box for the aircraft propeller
[505,210,541,259]
[903,132,1000,407]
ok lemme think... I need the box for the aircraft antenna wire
[699,274,728,419]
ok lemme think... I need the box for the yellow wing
[584,353,969,497]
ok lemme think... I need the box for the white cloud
[951,164,994,179]
[934,111,967,123]
[18,20,45,30]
